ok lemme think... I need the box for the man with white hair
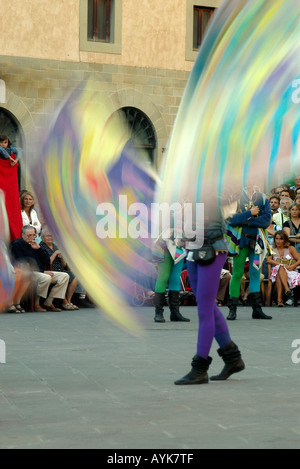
[11,225,69,312]
[273,197,293,229]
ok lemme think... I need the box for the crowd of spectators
[1,187,95,313]
[3,167,300,314]
[140,177,300,311]
[219,177,300,308]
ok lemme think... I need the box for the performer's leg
[210,303,246,381]
[214,304,232,349]
[211,257,245,381]
[168,258,190,322]
[248,251,262,293]
[227,248,249,320]
[188,253,227,359]
[153,252,173,322]
[155,251,173,293]
[174,254,225,385]
[168,258,184,291]
[248,250,272,320]
[229,248,249,297]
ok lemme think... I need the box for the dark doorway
[119,107,156,166]
[0,108,24,189]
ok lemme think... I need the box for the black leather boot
[174,355,212,385]
[154,292,166,322]
[210,341,245,381]
[227,297,238,320]
[249,292,272,319]
[169,291,190,322]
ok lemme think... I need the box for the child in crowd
[0,134,20,166]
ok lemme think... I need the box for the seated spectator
[267,230,300,307]
[20,191,42,236]
[269,188,277,197]
[290,176,300,192]
[283,203,300,253]
[0,134,21,166]
[240,261,265,304]
[273,197,293,228]
[280,189,295,200]
[269,195,280,215]
[274,186,284,196]
[10,225,69,312]
[39,229,79,310]
[216,268,231,307]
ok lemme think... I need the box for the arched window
[119,107,156,166]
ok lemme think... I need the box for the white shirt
[21,209,42,235]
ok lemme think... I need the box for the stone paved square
[0,305,300,449]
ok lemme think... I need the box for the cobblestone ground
[0,305,300,449]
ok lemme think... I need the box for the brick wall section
[0,56,190,183]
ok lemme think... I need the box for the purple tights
[187,253,231,359]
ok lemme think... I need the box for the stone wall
[0,55,190,188]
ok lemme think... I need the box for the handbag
[278,257,297,266]
[191,245,216,265]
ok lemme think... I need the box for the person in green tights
[227,185,272,320]
[154,249,190,323]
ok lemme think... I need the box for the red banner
[0,158,23,241]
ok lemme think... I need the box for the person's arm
[288,230,300,244]
[0,147,10,160]
[10,146,19,156]
[39,242,55,269]
[286,230,298,246]
[9,157,18,166]
[266,254,281,266]
[7,147,19,165]
[266,224,276,236]
[227,206,258,226]
[31,210,42,235]
[59,253,67,269]
[247,198,272,229]
[286,246,300,271]
[31,240,51,267]
[50,251,59,264]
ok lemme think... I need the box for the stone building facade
[0,0,221,189]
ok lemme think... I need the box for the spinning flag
[159,0,300,213]
[29,83,158,333]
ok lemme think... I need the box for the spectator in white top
[273,197,293,229]
[20,191,42,236]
